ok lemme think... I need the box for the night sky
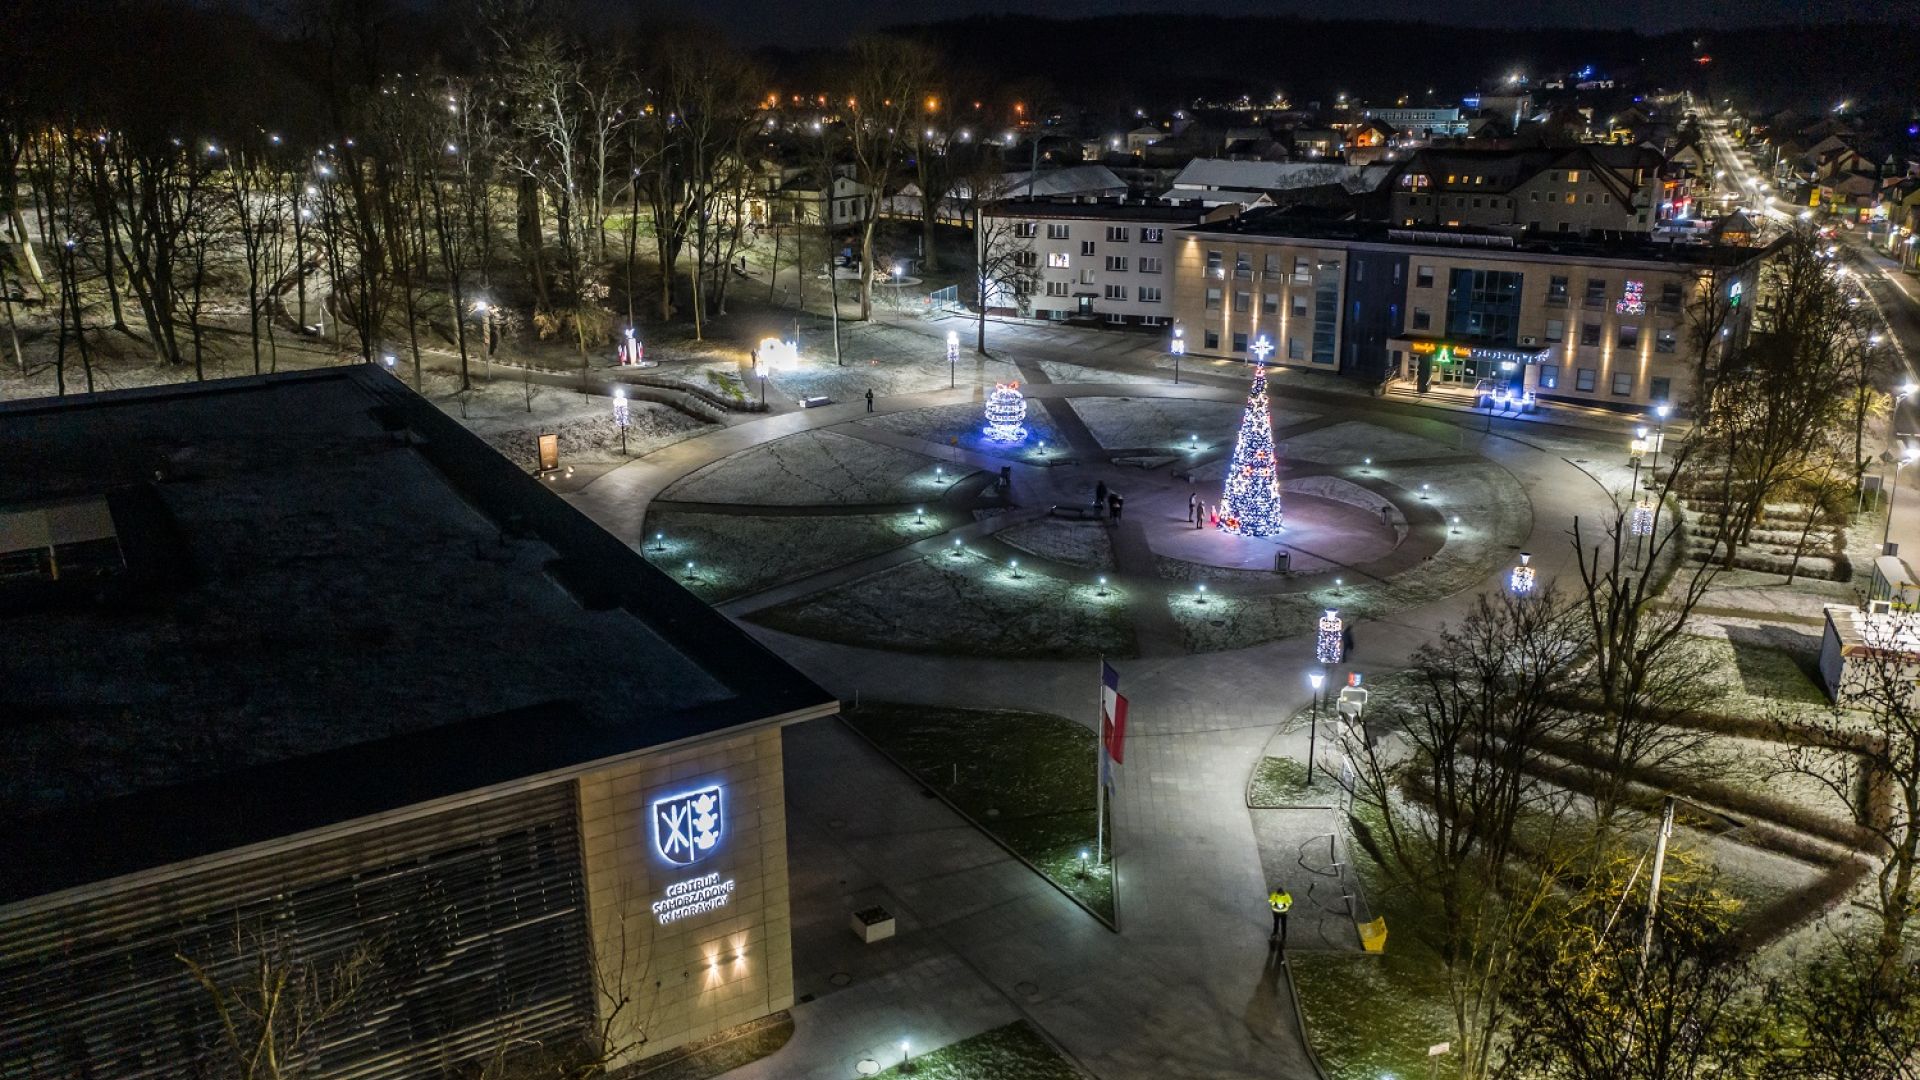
[620,0,1916,46]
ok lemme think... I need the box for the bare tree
[842,36,933,322]
[1346,590,1587,1078]
[180,933,377,1080]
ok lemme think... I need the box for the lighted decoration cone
[1631,500,1656,536]
[1218,346,1284,537]
[1316,609,1344,664]
[982,381,1029,442]
[1510,552,1536,595]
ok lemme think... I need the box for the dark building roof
[1178,206,1776,269]
[0,367,835,904]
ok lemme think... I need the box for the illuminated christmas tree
[1218,341,1284,536]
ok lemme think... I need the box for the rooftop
[988,195,1229,222]
[1179,207,1775,268]
[0,367,834,903]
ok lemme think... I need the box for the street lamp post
[1884,445,1919,554]
[947,330,959,389]
[1306,671,1327,784]
[1171,323,1186,384]
[1651,404,1671,478]
[612,388,630,455]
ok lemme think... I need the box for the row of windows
[1037,256,1165,276]
[1010,222,1166,244]
[1537,365,1672,400]
[1204,288,1312,317]
[1405,191,1613,210]
[1202,330,1314,361]
[1204,250,1316,281]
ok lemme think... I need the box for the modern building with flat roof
[982,196,1239,325]
[1167,209,1770,411]
[0,367,835,1079]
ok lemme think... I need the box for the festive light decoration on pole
[1631,500,1656,536]
[1509,552,1536,594]
[982,381,1030,442]
[1218,339,1284,537]
[612,388,631,455]
[1316,609,1344,664]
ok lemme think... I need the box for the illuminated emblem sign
[1616,280,1645,315]
[1727,280,1744,308]
[652,785,724,866]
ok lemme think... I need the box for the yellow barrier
[1359,917,1388,953]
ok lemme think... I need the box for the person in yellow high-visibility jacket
[1268,885,1293,947]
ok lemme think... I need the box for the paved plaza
[565,335,1624,1079]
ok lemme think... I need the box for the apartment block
[983,196,1237,325]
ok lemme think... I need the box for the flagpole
[1096,655,1106,867]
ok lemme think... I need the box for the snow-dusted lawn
[1279,420,1458,466]
[851,403,1064,463]
[1066,396,1299,452]
[1036,359,1167,385]
[750,552,1137,658]
[662,429,969,506]
[420,368,712,470]
[996,517,1119,571]
[640,508,941,603]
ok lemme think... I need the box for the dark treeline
[858,14,1920,116]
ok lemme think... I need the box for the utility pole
[1637,795,1677,985]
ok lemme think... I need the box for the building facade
[1386,147,1658,235]
[983,197,1236,325]
[1167,213,1766,411]
[0,369,835,1080]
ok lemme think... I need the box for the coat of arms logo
[652,785,724,866]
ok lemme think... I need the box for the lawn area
[751,552,1138,659]
[841,702,1115,924]
[1291,798,1458,1080]
[642,508,942,603]
[661,429,965,506]
[628,1014,794,1080]
[870,1021,1085,1080]
[1247,756,1347,809]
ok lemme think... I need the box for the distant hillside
[859,15,1920,116]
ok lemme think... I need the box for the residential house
[981,196,1235,324]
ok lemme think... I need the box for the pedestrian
[1112,492,1125,522]
[865,388,875,413]
[1194,502,1204,530]
[1107,491,1121,522]
[1343,626,1356,657]
[999,465,1012,491]
[1188,491,1199,523]
[1095,480,1108,513]
[1268,884,1293,947]
[1380,505,1393,527]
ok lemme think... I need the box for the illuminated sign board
[653,784,724,866]
[1728,280,1744,308]
[1616,280,1645,315]
[1407,341,1541,366]
[652,872,736,924]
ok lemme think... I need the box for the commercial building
[1167,209,1768,411]
[0,368,835,1079]
[983,196,1238,325]
[1359,106,1470,137]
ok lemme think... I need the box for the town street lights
[1884,444,1919,553]
[1171,323,1186,384]
[1650,403,1671,478]
[947,330,959,389]
[612,387,630,455]
[1306,671,1327,784]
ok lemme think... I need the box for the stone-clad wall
[577,726,792,1066]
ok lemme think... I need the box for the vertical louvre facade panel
[0,783,592,1080]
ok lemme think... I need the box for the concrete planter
[850,905,895,944]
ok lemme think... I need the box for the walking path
[563,348,1621,1079]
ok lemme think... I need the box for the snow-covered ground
[1066,396,1290,452]
[996,517,1119,571]
[640,508,942,603]
[1280,420,1458,466]
[662,429,970,505]
[751,552,1137,658]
